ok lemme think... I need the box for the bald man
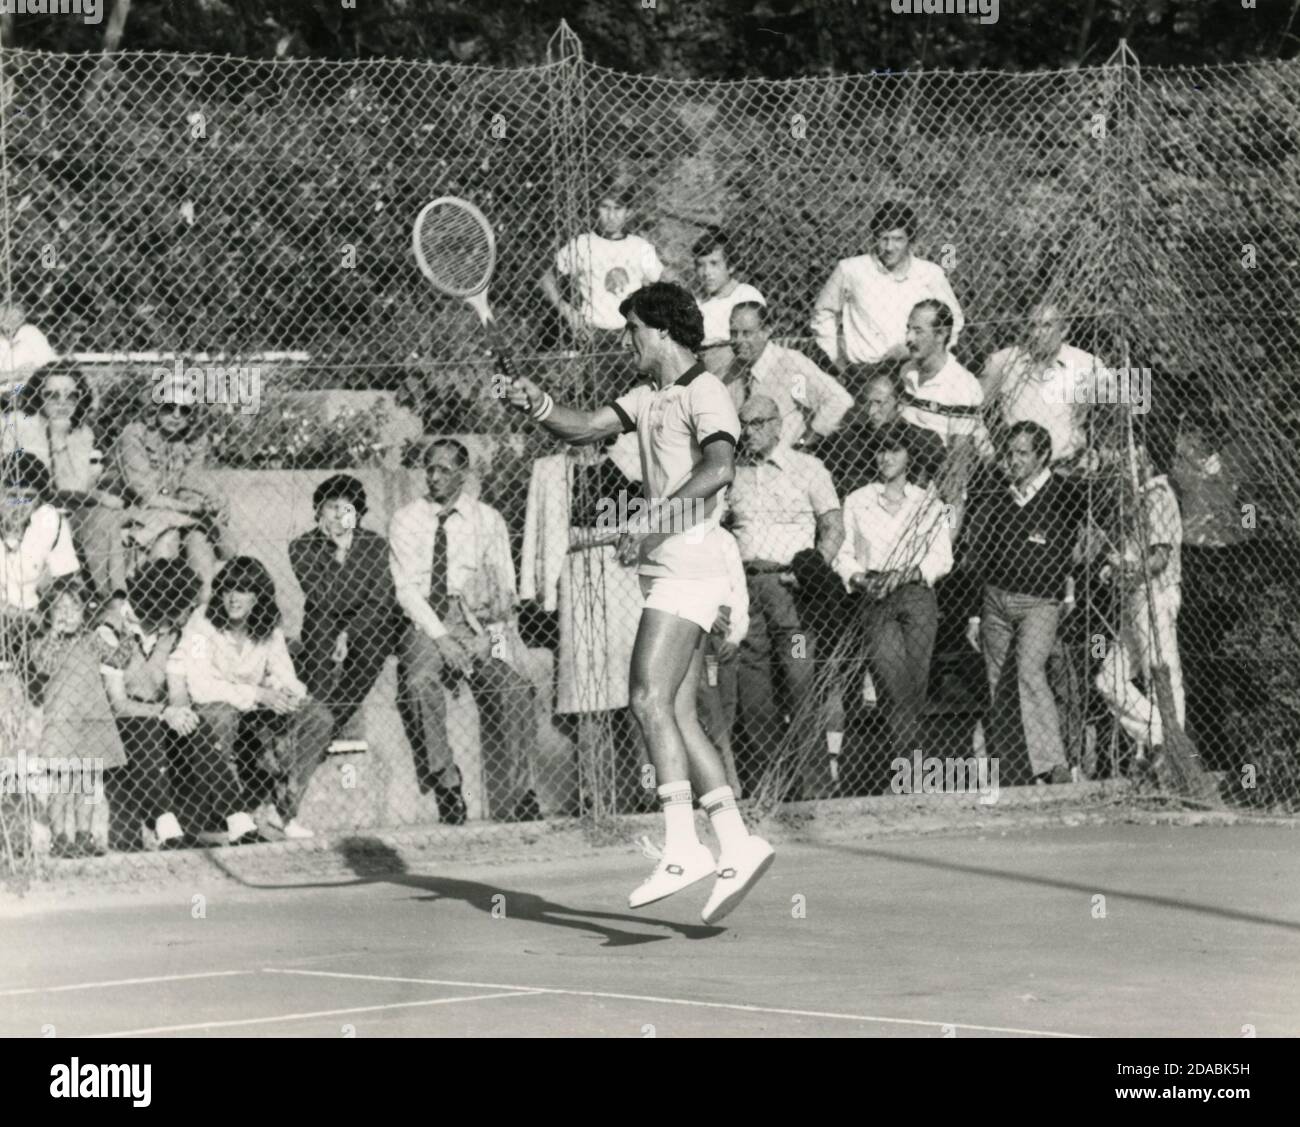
[981,303,1103,470]
[726,394,845,796]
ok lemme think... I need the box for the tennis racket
[412,195,518,383]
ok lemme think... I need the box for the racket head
[412,196,497,299]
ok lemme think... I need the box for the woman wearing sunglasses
[108,375,229,604]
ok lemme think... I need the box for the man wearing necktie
[389,439,540,825]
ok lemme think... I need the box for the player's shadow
[339,838,723,947]
[203,836,723,947]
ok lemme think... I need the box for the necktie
[430,506,451,619]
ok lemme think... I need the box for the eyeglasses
[157,403,194,416]
[43,389,80,402]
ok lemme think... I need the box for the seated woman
[96,559,230,849]
[108,377,228,603]
[2,361,128,598]
[288,474,399,751]
[168,555,333,841]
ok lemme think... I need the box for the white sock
[155,812,183,842]
[657,781,698,853]
[826,731,843,757]
[227,812,256,841]
[699,786,749,853]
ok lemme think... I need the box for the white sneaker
[701,836,776,925]
[627,836,716,910]
[227,811,258,843]
[282,817,314,840]
[155,812,184,845]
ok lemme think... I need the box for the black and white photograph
[0,0,1295,1083]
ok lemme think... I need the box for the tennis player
[508,281,774,924]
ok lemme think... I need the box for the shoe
[701,836,776,925]
[159,835,194,851]
[155,812,186,849]
[50,836,80,859]
[1045,765,1072,785]
[254,802,285,834]
[434,783,467,826]
[75,832,107,858]
[511,790,543,822]
[229,829,270,847]
[627,837,716,910]
[282,817,314,840]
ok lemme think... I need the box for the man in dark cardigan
[963,421,1090,784]
[289,474,400,750]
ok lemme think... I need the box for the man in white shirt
[727,301,853,450]
[1094,431,1185,769]
[0,301,56,400]
[810,203,964,377]
[390,439,539,826]
[981,303,1102,469]
[728,394,845,798]
[692,230,765,375]
[540,188,663,390]
[836,422,953,763]
[898,299,983,526]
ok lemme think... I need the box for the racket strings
[417,203,493,295]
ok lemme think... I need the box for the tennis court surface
[3,822,1297,1038]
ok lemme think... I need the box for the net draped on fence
[1,26,1298,872]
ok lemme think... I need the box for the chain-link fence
[1,26,1297,876]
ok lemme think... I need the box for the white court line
[0,970,252,998]
[93,991,543,1037]
[264,968,1085,1038]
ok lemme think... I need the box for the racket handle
[483,320,518,383]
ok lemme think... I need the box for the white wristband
[532,392,554,423]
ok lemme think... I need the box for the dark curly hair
[128,559,202,631]
[205,556,282,641]
[312,473,368,520]
[18,361,93,431]
[618,282,705,352]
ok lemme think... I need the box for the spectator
[540,186,663,391]
[289,474,399,752]
[0,450,81,661]
[810,202,964,379]
[821,369,947,498]
[696,527,750,796]
[898,299,983,526]
[980,303,1103,470]
[726,301,853,450]
[168,555,333,843]
[390,439,540,825]
[835,422,953,763]
[96,559,219,850]
[727,394,845,796]
[31,575,123,858]
[0,300,56,395]
[3,361,129,597]
[693,230,764,375]
[963,421,1089,784]
[1094,427,1184,771]
[1169,403,1253,767]
[109,376,229,604]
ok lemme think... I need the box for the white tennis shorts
[639,575,729,633]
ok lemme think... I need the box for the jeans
[980,585,1067,776]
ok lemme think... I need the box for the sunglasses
[157,403,194,416]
